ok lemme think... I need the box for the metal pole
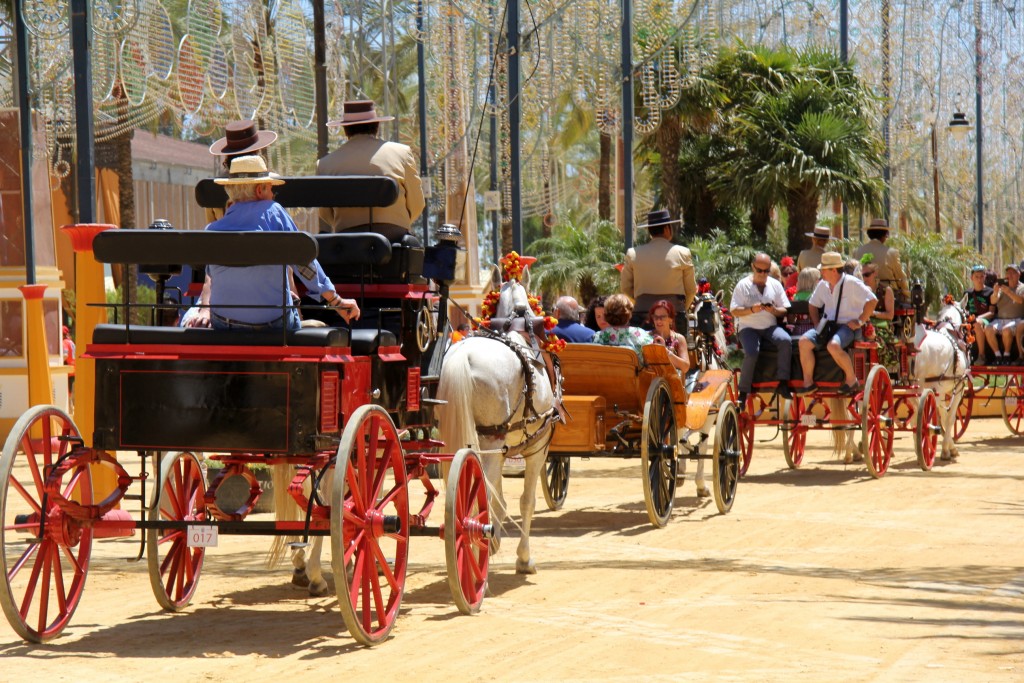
[508,0,522,252]
[71,0,96,225]
[417,0,430,243]
[881,0,891,224]
[840,0,849,240]
[14,0,36,284]
[974,0,984,253]
[313,0,329,161]
[489,29,500,265]
[621,0,634,251]
[931,125,941,234]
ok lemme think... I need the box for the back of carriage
[0,176,490,646]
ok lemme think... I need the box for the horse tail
[266,464,302,568]
[437,343,481,454]
[828,397,853,460]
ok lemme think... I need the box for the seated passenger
[793,267,820,302]
[188,156,360,330]
[648,299,689,374]
[552,296,595,343]
[592,293,653,352]
[583,295,609,332]
[797,251,877,396]
[986,263,1024,364]
[730,253,792,404]
[860,262,897,372]
[964,264,994,363]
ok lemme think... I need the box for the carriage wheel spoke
[9,476,43,515]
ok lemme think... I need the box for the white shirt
[808,274,877,325]
[730,275,790,331]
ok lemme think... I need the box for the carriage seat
[315,232,425,286]
[91,324,397,355]
[750,344,845,386]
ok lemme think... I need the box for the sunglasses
[753,266,771,274]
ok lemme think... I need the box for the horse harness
[918,311,970,391]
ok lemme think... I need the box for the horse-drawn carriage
[0,177,490,646]
[954,361,1024,438]
[735,287,968,477]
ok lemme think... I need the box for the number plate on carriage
[187,525,218,548]
[800,414,817,427]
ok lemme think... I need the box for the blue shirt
[553,319,595,343]
[206,200,336,324]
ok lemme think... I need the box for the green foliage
[684,223,761,296]
[527,220,624,303]
[105,284,157,325]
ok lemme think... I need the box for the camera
[998,278,1009,286]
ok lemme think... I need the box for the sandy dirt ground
[1,417,1022,682]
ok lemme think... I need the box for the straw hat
[819,252,845,270]
[637,209,681,231]
[328,100,395,127]
[805,225,831,239]
[868,218,890,232]
[208,120,277,156]
[212,155,285,186]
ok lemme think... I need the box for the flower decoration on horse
[472,251,567,354]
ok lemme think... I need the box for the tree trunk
[653,112,682,219]
[750,203,771,241]
[785,184,820,255]
[578,277,597,309]
[598,131,612,221]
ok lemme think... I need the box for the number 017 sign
[187,525,218,547]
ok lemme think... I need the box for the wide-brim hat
[209,120,277,156]
[868,218,890,232]
[213,155,285,186]
[638,209,681,230]
[328,100,395,127]
[819,251,845,270]
[805,225,831,239]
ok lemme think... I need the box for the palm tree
[527,219,623,305]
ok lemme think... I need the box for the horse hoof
[291,569,310,588]
[696,486,711,499]
[516,559,537,575]
[308,579,330,597]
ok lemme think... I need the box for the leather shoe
[837,382,861,396]
[736,391,749,406]
[776,381,793,399]
[793,383,817,395]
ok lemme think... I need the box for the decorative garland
[472,251,567,354]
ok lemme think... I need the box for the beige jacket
[621,237,697,312]
[797,245,824,271]
[853,239,910,300]
[316,135,426,232]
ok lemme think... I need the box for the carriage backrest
[558,345,644,413]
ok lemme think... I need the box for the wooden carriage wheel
[712,401,740,514]
[331,405,410,646]
[861,366,895,478]
[147,451,207,611]
[1002,374,1024,436]
[0,406,92,643]
[640,378,677,528]
[781,397,807,469]
[540,455,570,511]
[914,390,940,471]
[445,448,490,614]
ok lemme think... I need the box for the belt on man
[211,311,284,329]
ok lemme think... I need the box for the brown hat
[209,120,277,156]
[637,209,681,230]
[805,225,831,240]
[328,100,395,127]
[819,252,845,270]
[213,155,285,186]
[868,218,890,232]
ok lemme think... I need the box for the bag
[818,320,840,347]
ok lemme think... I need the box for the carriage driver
[620,209,697,327]
[852,218,911,302]
[187,155,360,330]
[797,252,877,396]
[730,253,793,404]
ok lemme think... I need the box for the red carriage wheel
[914,390,940,471]
[954,384,973,442]
[0,406,92,642]
[712,401,740,514]
[861,366,895,478]
[640,378,678,528]
[781,397,807,469]
[445,448,490,614]
[1002,374,1024,436]
[331,405,410,646]
[147,451,207,611]
[736,399,754,477]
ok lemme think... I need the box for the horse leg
[515,446,545,574]
[480,441,507,555]
[695,457,710,498]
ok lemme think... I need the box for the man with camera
[796,251,877,396]
[730,253,793,405]
[984,263,1024,365]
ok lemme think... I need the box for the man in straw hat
[797,225,831,272]
[620,208,697,327]
[187,155,359,331]
[206,120,278,221]
[317,100,425,242]
[852,218,910,301]
[796,251,877,396]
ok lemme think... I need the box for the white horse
[435,276,558,574]
[912,298,971,462]
[690,289,730,372]
[268,465,332,596]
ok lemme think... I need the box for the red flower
[863,322,876,339]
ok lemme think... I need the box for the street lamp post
[948,109,973,244]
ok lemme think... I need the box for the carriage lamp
[424,223,463,285]
[948,110,972,140]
